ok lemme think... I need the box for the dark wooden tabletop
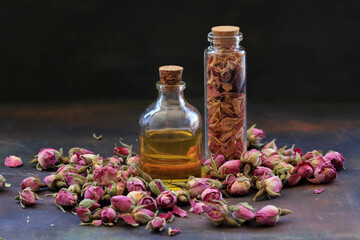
[0,100,359,240]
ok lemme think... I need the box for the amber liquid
[140,128,202,188]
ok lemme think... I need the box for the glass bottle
[204,26,246,160]
[139,65,202,185]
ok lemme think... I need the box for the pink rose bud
[241,149,262,166]
[203,203,240,227]
[133,207,155,224]
[127,191,149,204]
[262,139,278,151]
[255,205,292,226]
[43,174,67,191]
[56,165,77,177]
[201,187,223,204]
[175,189,190,204]
[111,195,134,213]
[64,173,86,186]
[4,155,23,168]
[308,162,337,184]
[94,166,117,186]
[56,189,77,207]
[156,191,177,209]
[302,150,322,161]
[254,166,273,177]
[293,160,314,179]
[219,160,242,175]
[126,155,140,165]
[168,227,180,236]
[108,156,122,166]
[248,126,265,143]
[38,148,62,170]
[76,206,91,223]
[309,155,327,169]
[84,186,104,202]
[114,146,130,156]
[21,175,44,192]
[126,177,146,192]
[253,176,282,201]
[15,187,41,208]
[109,181,126,196]
[203,154,226,169]
[226,176,251,196]
[149,179,169,196]
[69,147,94,156]
[261,153,282,169]
[100,206,117,224]
[228,202,255,223]
[139,196,157,211]
[287,173,302,186]
[187,176,212,199]
[146,217,166,232]
[324,151,345,170]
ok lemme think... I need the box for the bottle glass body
[204,32,246,160]
[139,82,202,182]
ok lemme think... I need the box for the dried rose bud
[36,148,62,170]
[255,205,292,226]
[111,195,134,213]
[126,155,140,165]
[273,162,295,183]
[94,166,117,186]
[287,173,302,186]
[146,217,166,232]
[64,173,87,187]
[172,205,187,217]
[203,203,240,227]
[168,227,180,236]
[254,176,282,201]
[117,170,130,181]
[302,150,322,161]
[293,160,314,179]
[79,199,100,211]
[261,153,282,170]
[175,189,190,205]
[43,174,67,191]
[114,146,130,157]
[228,202,255,223]
[247,125,265,147]
[203,154,226,169]
[107,156,122,167]
[15,187,40,208]
[187,176,212,199]
[139,196,157,211]
[308,163,337,184]
[4,155,23,168]
[56,165,77,177]
[0,174,11,189]
[132,207,155,224]
[126,177,146,192]
[55,189,77,209]
[156,191,177,209]
[201,186,223,204]
[21,174,44,192]
[253,166,273,178]
[309,155,327,169]
[100,206,117,225]
[149,179,169,196]
[262,139,278,151]
[69,147,94,156]
[219,160,242,175]
[84,186,104,202]
[110,181,126,196]
[226,176,251,196]
[68,184,81,195]
[76,206,92,223]
[127,191,149,205]
[241,149,262,166]
[324,151,345,170]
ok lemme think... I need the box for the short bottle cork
[159,65,183,85]
[211,26,240,45]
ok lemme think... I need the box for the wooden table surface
[0,100,359,240]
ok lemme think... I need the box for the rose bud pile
[3,125,343,235]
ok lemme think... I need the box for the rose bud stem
[243,164,251,179]
[224,216,241,227]
[134,164,153,182]
[279,208,293,216]
[170,182,187,188]
[253,188,265,202]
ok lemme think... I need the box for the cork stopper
[211,26,240,45]
[211,26,240,36]
[159,65,183,85]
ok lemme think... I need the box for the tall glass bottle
[204,26,246,160]
[139,65,202,184]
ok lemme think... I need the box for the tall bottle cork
[159,65,183,85]
[211,26,240,45]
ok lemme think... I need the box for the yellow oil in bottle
[140,128,202,190]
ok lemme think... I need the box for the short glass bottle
[204,26,247,160]
[139,65,202,185]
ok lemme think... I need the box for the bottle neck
[156,81,186,106]
[208,32,243,50]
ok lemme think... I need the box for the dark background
[0,0,359,103]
